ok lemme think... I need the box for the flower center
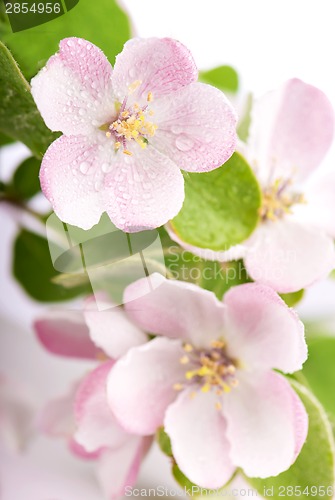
[174,340,238,408]
[259,178,306,221]
[100,81,157,156]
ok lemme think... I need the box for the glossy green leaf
[280,289,305,307]
[247,381,335,499]
[199,65,239,93]
[302,336,335,420]
[13,229,90,302]
[11,156,41,199]
[0,131,13,146]
[0,0,131,80]
[0,41,57,157]
[171,153,261,251]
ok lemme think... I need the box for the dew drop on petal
[171,125,183,134]
[101,162,111,173]
[79,161,90,174]
[79,108,86,116]
[175,135,194,152]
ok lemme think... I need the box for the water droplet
[86,44,92,51]
[171,125,183,134]
[67,39,74,47]
[122,193,131,200]
[129,68,136,78]
[176,135,193,152]
[79,108,86,116]
[101,162,111,173]
[91,81,97,89]
[67,89,73,96]
[80,90,89,99]
[94,180,102,191]
[79,161,90,174]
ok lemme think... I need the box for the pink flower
[31,37,237,232]
[169,79,335,292]
[33,298,150,498]
[38,366,151,499]
[107,273,308,489]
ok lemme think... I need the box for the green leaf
[171,153,261,251]
[13,229,90,302]
[0,131,13,146]
[156,427,173,457]
[0,0,131,80]
[199,65,239,93]
[247,381,335,500]
[0,41,57,157]
[11,156,41,199]
[302,337,335,420]
[280,289,305,307]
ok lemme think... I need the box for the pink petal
[112,38,198,102]
[38,383,78,438]
[298,171,335,238]
[223,283,307,373]
[84,304,147,360]
[102,145,184,232]
[165,389,235,489]
[68,438,101,460]
[124,273,225,347]
[40,135,107,230]
[31,38,115,136]
[152,82,237,172]
[33,310,99,360]
[166,223,247,262]
[107,337,185,435]
[74,362,130,452]
[96,436,150,499]
[248,78,334,183]
[224,371,308,478]
[244,218,335,293]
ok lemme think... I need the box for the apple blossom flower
[33,298,151,498]
[168,79,335,292]
[39,364,151,499]
[31,37,237,232]
[107,273,308,489]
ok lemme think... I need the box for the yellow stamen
[106,131,111,138]
[180,355,190,365]
[114,141,121,151]
[173,383,184,391]
[215,402,222,411]
[183,343,193,353]
[147,91,153,102]
[123,150,132,156]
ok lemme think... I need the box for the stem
[0,195,46,222]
